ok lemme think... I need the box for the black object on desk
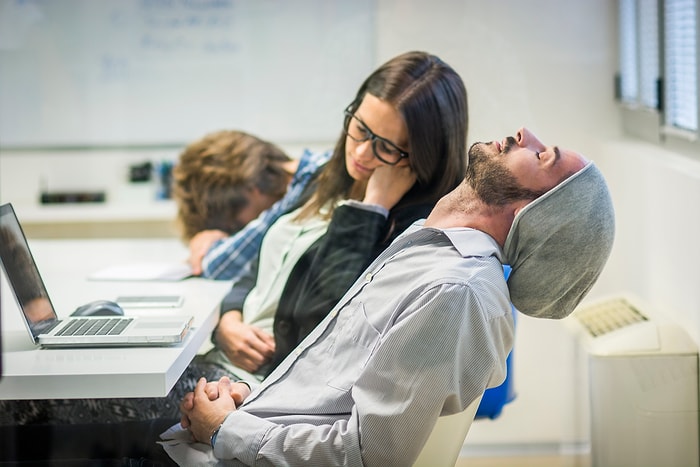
[129,161,153,183]
[40,191,106,204]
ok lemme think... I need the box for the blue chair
[474,324,516,419]
[475,266,517,420]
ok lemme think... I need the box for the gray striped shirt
[214,222,515,466]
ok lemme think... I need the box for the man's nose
[516,127,545,151]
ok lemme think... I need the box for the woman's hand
[215,311,275,373]
[363,164,416,210]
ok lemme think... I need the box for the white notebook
[88,261,193,281]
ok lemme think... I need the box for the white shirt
[207,205,329,382]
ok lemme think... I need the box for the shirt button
[365,273,373,282]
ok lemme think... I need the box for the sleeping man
[168,126,615,466]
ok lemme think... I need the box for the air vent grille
[574,297,649,338]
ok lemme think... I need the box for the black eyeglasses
[343,108,409,165]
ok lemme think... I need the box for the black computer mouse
[71,299,125,317]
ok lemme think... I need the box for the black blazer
[268,200,434,374]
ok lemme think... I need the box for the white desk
[0,238,232,400]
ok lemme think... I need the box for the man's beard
[466,142,545,206]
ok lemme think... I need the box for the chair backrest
[473,270,518,420]
[475,306,517,420]
[413,395,483,467]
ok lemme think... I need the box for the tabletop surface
[0,238,231,400]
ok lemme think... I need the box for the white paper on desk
[159,423,221,466]
[88,261,193,281]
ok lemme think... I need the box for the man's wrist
[210,411,234,448]
[210,422,223,448]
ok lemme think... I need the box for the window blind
[619,0,639,103]
[619,0,660,108]
[638,0,659,109]
[664,0,698,132]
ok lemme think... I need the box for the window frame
[617,0,700,158]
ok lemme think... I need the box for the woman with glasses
[207,50,469,383]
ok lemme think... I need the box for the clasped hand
[180,376,251,444]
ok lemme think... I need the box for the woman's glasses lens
[343,110,407,165]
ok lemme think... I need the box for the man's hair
[299,50,468,220]
[172,130,291,241]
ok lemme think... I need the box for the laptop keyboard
[57,317,134,336]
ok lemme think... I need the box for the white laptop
[0,202,193,348]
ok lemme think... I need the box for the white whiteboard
[0,0,376,147]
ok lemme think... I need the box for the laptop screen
[0,203,60,342]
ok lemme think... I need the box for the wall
[0,0,376,146]
[5,0,699,458]
[0,142,323,238]
[376,0,700,456]
[374,0,620,454]
[596,140,700,349]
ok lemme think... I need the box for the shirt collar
[404,219,503,262]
